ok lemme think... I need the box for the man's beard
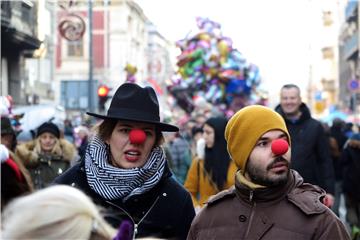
[246,157,289,187]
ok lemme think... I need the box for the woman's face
[203,124,215,148]
[106,120,156,169]
[39,132,58,153]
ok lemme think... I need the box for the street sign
[348,79,360,92]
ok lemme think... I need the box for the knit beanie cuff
[37,122,60,138]
[225,105,290,170]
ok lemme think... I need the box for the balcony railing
[344,30,359,59]
[345,1,358,22]
[1,1,37,37]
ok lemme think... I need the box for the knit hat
[37,122,60,138]
[225,105,290,170]
[1,116,15,136]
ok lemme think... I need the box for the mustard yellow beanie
[225,105,290,170]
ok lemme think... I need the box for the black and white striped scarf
[85,135,165,201]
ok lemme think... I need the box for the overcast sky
[135,0,339,104]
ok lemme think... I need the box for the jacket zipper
[106,195,161,239]
[244,190,256,238]
[136,196,160,231]
[249,190,254,202]
[105,200,137,238]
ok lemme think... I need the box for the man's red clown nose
[129,129,146,144]
[271,139,289,155]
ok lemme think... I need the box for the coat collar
[234,170,300,203]
[275,103,311,124]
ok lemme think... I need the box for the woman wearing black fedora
[53,83,195,240]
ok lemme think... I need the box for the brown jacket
[187,170,350,240]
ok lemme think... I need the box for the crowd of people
[1,82,359,239]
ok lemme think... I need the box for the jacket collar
[275,103,311,124]
[235,170,302,203]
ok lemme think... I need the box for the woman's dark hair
[97,119,164,146]
[203,117,231,190]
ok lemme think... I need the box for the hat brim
[86,112,179,132]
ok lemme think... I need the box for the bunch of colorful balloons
[168,17,262,114]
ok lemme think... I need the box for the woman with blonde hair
[1,185,116,240]
[16,122,77,189]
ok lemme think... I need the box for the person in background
[341,133,360,239]
[1,116,18,152]
[344,122,354,138]
[331,119,349,150]
[180,119,196,145]
[54,83,195,239]
[74,125,90,159]
[64,119,75,143]
[184,116,237,212]
[329,118,348,216]
[1,185,116,240]
[187,105,350,239]
[275,84,335,207]
[15,122,77,189]
[1,144,33,209]
[165,132,192,184]
[194,113,207,128]
[190,126,204,159]
[1,116,33,209]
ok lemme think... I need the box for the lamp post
[88,0,94,112]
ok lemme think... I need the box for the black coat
[275,103,335,194]
[341,137,360,200]
[53,159,195,240]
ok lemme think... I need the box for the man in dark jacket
[275,84,335,207]
[187,105,350,239]
[341,133,360,239]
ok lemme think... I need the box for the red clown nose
[271,139,289,155]
[129,129,146,144]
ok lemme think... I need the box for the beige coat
[16,138,77,189]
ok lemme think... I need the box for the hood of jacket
[16,138,76,165]
[234,169,327,215]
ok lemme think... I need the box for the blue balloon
[226,79,251,94]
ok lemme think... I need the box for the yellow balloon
[198,32,211,42]
[218,40,229,57]
[178,67,187,77]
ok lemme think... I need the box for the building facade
[55,0,153,115]
[55,0,175,117]
[1,0,42,104]
[339,0,360,116]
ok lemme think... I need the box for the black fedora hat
[87,83,179,132]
